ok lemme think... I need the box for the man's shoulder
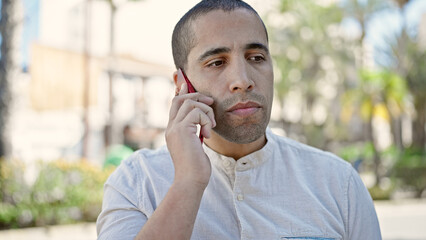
[121,145,172,170]
[106,145,173,185]
[269,131,356,200]
[269,131,352,173]
[135,145,171,161]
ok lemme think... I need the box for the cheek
[255,71,273,93]
[262,65,274,88]
[251,61,273,81]
[211,99,226,119]
[201,81,228,100]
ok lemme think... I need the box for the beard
[211,92,271,144]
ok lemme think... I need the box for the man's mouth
[226,101,262,117]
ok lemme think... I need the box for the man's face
[185,9,274,144]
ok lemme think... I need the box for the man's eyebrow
[245,43,269,54]
[198,47,231,62]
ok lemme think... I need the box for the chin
[213,122,267,144]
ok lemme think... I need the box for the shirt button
[223,160,231,167]
[237,194,244,201]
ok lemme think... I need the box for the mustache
[212,92,267,111]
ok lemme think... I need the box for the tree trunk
[0,0,16,158]
[415,187,425,199]
[0,0,17,203]
[412,98,426,150]
[391,116,403,150]
[368,111,382,186]
[386,104,404,151]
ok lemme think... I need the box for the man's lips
[226,101,262,116]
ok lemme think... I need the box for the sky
[0,0,39,68]
[21,0,40,70]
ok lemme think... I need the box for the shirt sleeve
[96,156,147,240]
[347,168,382,239]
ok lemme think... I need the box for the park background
[0,0,425,239]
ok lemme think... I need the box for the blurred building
[10,0,181,165]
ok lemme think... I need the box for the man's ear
[173,69,186,92]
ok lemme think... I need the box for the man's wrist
[171,178,208,196]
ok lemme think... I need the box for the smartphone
[179,68,204,143]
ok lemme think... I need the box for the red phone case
[179,69,204,143]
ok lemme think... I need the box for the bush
[0,160,114,229]
[368,185,394,200]
[392,148,426,198]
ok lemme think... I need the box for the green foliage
[343,69,407,121]
[392,148,426,197]
[339,143,426,199]
[339,142,374,163]
[368,185,394,200]
[0,160,114,229]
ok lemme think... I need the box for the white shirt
[97,129,381,240]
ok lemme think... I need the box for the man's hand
[165,80,216,189]
[135,77,216,240]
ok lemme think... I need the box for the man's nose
[227,59,254,93]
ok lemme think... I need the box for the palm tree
[376,0,425,150]
[392,0,425,150]
[272,0,355,148]
[0,0,17,158]
[343,69,407,185]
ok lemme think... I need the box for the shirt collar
[202,128,276,172]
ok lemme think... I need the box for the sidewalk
[375,199,426,240]
[0,222,97,240]
[0,199,425,240]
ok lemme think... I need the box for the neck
[204,131,267,160]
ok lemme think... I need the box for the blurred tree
[271,0,357,148]
[387,0,426,150]
[271,0,405,185]
[383,30,426,150]
[392,147,426,198]
[341,0,393,148]
[0,0,17,158]
[406,44,426,150]
[271,0,423,193]
[343,69,407,185]
[0,0,18,204]
[342,0,390,66]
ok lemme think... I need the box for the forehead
[188,9,268,58]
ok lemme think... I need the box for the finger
[168,93,214,121]
[183,108,214,139]
[179,82,188,95]
[174,99,216,127]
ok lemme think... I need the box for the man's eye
[207,60,225,67]
[248,55,265,62]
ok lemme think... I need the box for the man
[96,0,382,239]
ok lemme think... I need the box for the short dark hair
[171,0,268,71]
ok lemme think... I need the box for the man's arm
[96,158,148,240]
[347,168,382,239]
[135,82,216,240]
[134,180,205,239]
